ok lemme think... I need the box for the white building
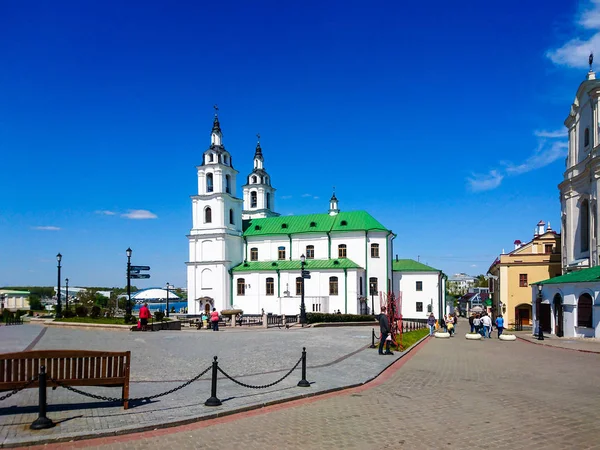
[186,113,444,317]
[447,273,476,295]
[391,259,445,319]
[534,59,600,338]
[0,290,30,311]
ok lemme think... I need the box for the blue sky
[0,0,598,289]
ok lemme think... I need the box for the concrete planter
[465,333,482,340]
[434,332,450,339]
[499,334,516,341]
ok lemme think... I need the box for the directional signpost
[301,270,311,279]
[126,257,151,323]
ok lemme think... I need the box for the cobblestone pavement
[0,324,412,446]
[513,330,600,353]
[30,331,600,450]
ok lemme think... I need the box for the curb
[7,337,431,449]
[516,336,600,354]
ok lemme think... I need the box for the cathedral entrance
[205,303,211,315]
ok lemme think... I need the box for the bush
[154,310,165,322]
[2,310,14,321]
[306,313,377,324]
[75,305,88,318]
[64,309,76,318]
[90,305,102,319]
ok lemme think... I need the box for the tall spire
[255,133,263,159]
[329,187,339,215]
[212,104,221,133]
[210,105,223,146]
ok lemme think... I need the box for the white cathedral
[186,112,445,318]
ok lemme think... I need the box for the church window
[296,277,303,296]
[206,173,214,193]
[204,207,212,223]
[585,128,590,147]
[252,176,257,184]
[278,246,286,260]
[329,277,338,295]
[225,175,231,194]
[223,155,228,165]
[306,245,315,259]
[371,243,379,258]
[265,177,268,184]
[581,199,590,252]
[251,191,257,208]
[340,220,348,226]
[416,281,423,291]
[369,278,378,295]
[266,277,274,296]
[545,244,553,254]
[237,278,245,296]
[359,276,363,295]
[266,193,271,209]
[416,302,423,312]
[209,153,214,162]
[250,247,258,261]
[338,244,347,258]
[578,293,593,327]
[281,223,288,229]
[229,209,234,225]
[310,222,316,227]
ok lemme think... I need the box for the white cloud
[95,210,116,216]
[468,170,504,192]
[504,140,568,176]
[547,1,600,68]
[313,196,320,200]
[31,226,61,231]
[121,210,158,220]
[280,195,292,200]
[534,129,568,138]
[301,193,312,198]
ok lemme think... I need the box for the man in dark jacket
[378,306,393,355]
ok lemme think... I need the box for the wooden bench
[0,350,131,409]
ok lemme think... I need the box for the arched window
[204,207,212,223]
[296,277,303,296]
[251,191,257,208]
[278,246,286,260]
[266,277,274,296]
[581,199,590,252]
[578,293,593,327]
[266,193,271,209]
[237,278,245,296]
[208,153,214,162]
[359,276,363,295]
[338,244,347,258]
[369,278,378,295]
[250,247,258,261]
[229,209,234,225]
[252,175,257,183]
[371,243,379,258]
[329,277,338,295]
[206,173,213,193]
[225,175,231,194]
[306,245,315,259]
[265,177,269,184]
[585,127,590,147]
[223,155,228,165]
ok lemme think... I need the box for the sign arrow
[130,265,150,271]
[130,274,151,279]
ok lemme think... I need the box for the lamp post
[165,283,172,317]
[126,248,132,321]
[56,253,62,318]
[300,254,307,325]
[536,284,544,340]
[0,293,5,312]
[370,281,375,315]
[65,278,69,314]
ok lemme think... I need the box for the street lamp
[56,253,62,318]
[65,278,69,313]
[126,247,132,321]
[370,281,376,315]
[300,254,307,325]
[165,282,172,317]
[536,284,544,341]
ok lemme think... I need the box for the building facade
[0,290,30,311]
[447,273,476,296]
[488,221,561,327]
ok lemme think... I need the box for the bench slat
[101,357,107,378]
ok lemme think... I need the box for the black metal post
[297,347,310,387]
[65,278,69,314]
[369,328,377,348]
[370,282,375,315]
[30,366,55,430]
[205,356,222,406]
[126,248,132,322]
[166,283,170,318]
[300,257,307,325]
[56,253,62,318]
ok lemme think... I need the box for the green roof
[232,258,363,272]
[392,259,439,272]
[538,266,600,285]
[242,211,389,237]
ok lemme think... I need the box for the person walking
[378,307,393,355]
[139,302,151,332]
[481,313,492,339]
[427,313,436,336]
[469,314,475,333]
[495,314,504,338]
[473,314,482,335]
[210,308,220,331]
[453,314,458,333]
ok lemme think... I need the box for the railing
[4,317,23,326]
[286,315,299,324]
[239,314,263,326]
[399,318,427,333]
[266,315,282,326]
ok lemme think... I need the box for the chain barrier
[217,355,302,390]
[0,377,38,402]
[50,364,212,403]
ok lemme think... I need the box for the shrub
[154,310,165,322]
[64,309,76,318]
[75,305,88,318]
[2,310,14,321]
[90,305,102,319]
[305,313,377,324]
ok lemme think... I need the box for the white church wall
[394,272,440,319]
[293,235,329,261]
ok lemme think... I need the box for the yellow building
[487,221,561,327]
